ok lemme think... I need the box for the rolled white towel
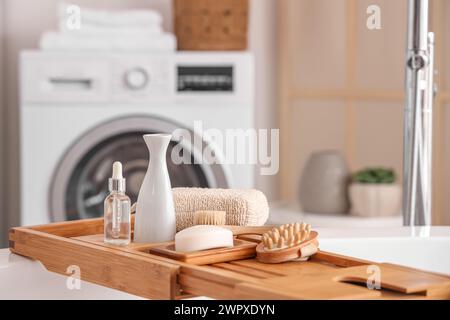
[40,31,176,52]
[58,3,163,29]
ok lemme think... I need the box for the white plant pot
[349,183,401,217]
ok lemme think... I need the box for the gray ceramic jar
[299,150,350,214]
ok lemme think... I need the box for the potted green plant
[349,167,401,217]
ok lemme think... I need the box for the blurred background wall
[278,0,405,206]
[0,1,6,240]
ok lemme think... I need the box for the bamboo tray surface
[73,234,258,265]
[9,218,450,300]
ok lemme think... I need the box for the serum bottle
[104,161,131,245]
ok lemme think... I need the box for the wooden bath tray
[9,218,450,300]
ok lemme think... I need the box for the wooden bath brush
[256,222,319,264]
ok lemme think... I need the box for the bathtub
[318,226,450,275]
[0,226,449,299]
[0,249,143,299]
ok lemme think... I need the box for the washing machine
[20,51,254,225]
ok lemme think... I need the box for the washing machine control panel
[21,51,254,104]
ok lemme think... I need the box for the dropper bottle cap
[108,161,126,192]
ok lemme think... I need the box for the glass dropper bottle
[104,161,131,246]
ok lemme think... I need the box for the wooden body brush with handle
[209,222,319,264]
[256,223,319,264]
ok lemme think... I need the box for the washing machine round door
[49,115,229,221]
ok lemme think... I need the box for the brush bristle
[194,210,226,225]
[262,222,312,250]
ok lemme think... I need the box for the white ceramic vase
[134,134,176,243]
[349,183,401,217]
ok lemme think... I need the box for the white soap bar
[175,225,234,252]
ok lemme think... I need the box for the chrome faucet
[403,0,435,225]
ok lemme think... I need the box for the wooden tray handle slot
[333,265,450,295]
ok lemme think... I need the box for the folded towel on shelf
[58,21,163,36]
[58,3,163,29]
[173,188,270,231]
[42,3,176,52]
[40,31,176,52]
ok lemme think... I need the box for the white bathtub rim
[315,226,450,240]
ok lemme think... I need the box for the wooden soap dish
[256,230,319,264]
[147,239,257,265]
